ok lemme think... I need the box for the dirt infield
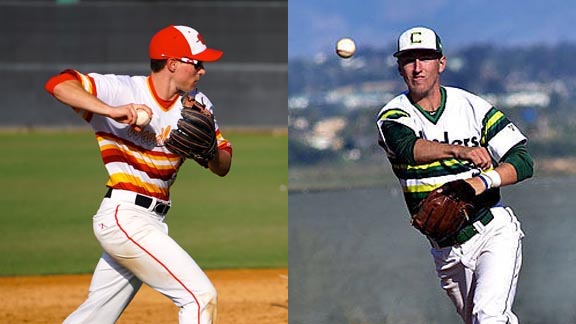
[0,268,287,324]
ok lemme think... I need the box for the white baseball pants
[431,206,524,324]
[62,196,217,324]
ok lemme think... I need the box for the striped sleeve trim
[69,70,97,122]
[77,72,96,95]
[45,69,95,122]
[482,108,509,145]
[215,130,233,155]
[378,108,410,121]
[482,108,527,161]
[69,70,97,123]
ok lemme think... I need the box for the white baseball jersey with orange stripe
[48,69,229,324]
[70,69,231,201]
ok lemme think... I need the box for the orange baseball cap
[149,25,223,62]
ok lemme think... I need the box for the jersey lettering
[419,131,480,147]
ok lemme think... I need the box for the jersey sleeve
[44,69,78,94]
[481,107,527,162]
[376,107,417,163]
[45,69,99,122]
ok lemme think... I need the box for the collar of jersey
[413,87,446,124]
[147,76,179,111]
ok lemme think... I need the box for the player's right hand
[455,146,492,170]
[107,104,153,130]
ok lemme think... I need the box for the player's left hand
[412,179,476,242]
[164,100,217,166]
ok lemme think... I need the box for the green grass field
[0,130,287,276]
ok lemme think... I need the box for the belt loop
[135,195,154,209]
[472,220,486,234]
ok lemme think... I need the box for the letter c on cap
[410,32,422,44]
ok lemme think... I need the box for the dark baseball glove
[411,180,476,242]
[165,94,217,167]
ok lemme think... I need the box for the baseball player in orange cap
[45,25,232,324]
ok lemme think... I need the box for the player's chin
[179,85,196,93]
[408,83,430,96]
[183,81,199,92]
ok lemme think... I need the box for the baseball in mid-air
[135,109,151,127]
[336,37,356,58]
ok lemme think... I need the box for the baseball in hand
[336,37,356,58]
[135,109,151,127]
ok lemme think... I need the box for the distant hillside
[288,43,576,173]
[289,43,576,96]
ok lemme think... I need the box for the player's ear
[438,56,447,73]
[167,58,178,73]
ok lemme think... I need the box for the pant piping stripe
[114,205,202,324]
[502,207,521,322]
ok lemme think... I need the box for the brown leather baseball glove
[165,93,217,168]
[411,180,476,242]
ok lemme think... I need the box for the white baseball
[135,109,151,127]
[336,37,356,58]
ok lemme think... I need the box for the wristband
[478,174,491,190]
[484,169,502,188]
[479,170,502,189]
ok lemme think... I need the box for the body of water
[289,176,576,324]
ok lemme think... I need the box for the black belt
[105,188,170,216]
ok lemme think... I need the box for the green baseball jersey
[376,86,527,215]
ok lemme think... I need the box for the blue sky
[289,0,576,59]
